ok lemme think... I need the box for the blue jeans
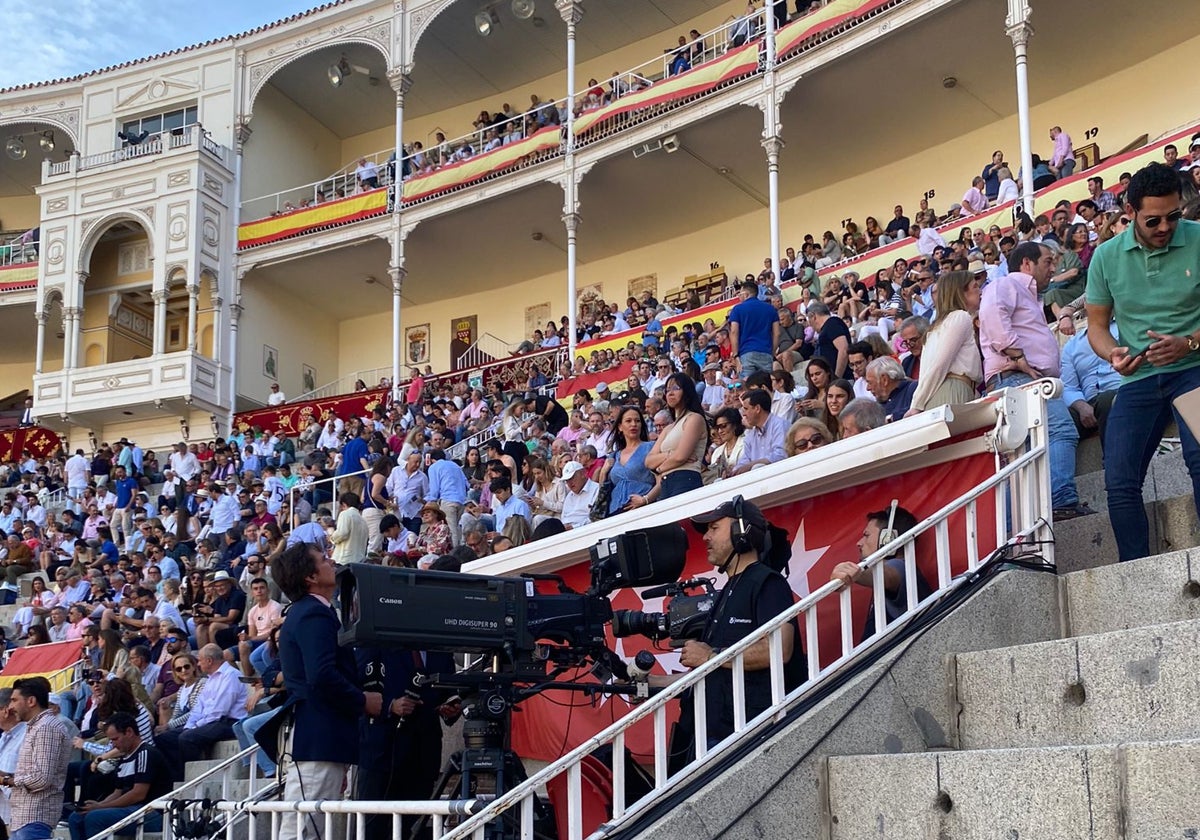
[989,371,1079,508]
[1104,367,1200,562]
[234,705,282,777]
[739,351,774,379]
[660,470,703,500]
[69,807,162,840]
[11,823,53,840]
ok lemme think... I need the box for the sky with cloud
[1,0,322,89]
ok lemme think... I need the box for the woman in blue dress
[597,406,660,515]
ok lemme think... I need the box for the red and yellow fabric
[512,447,998,761]
[775,0,894,59]
[234,388,389,438]
[0,426,61,463]
[555,361,637,401]
[401,127,563,204]
[0,262,38,291]
[572,43,759,137]
[237,189,389,249]
[0,641,81,693]
[570,296,739,364]
[808,122,1200,286]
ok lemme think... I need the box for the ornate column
[186,284,199,352]
[227,292,243,433]
[151,290,168,356]
[210,294,223,362]
[563,209,580,362]
[63,307,82,369]
[390,260,407,403]
[65,271,87,370]
[34,310,47,374]
[763,133,784,284]
[387,69,412,199]
[556,0,584,154]
[1006,0,1035,215]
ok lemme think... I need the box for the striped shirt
[10,709,71,829]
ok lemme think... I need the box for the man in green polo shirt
[1086,161,1200,562]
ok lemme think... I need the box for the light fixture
[87,430,98,453]
[179,417,190,441]
[4,136,25,160]
[662,134,680,153]
[475,8,500,35]
[39,131,54,152]
[328,55,373,88]
[511,0,535,20]
[210,413,220,437]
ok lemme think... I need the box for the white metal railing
[291,366,394,403]
[288,465,372,527]
[455,332,521,370]
[152,797,488,840]
[445,419,503,462]
[240,148,398,221]
[90,743,274,840]
[250,381,1054,839]
[0,235,36,268]
[46,125,227,178]
[399,94,570,184]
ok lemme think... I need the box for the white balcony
[33,351,231,425]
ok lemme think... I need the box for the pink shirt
[1052,131,1074,167]
[978,272,1062,382]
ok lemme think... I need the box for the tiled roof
[0,0,354,95]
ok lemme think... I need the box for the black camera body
[612,578,716,643]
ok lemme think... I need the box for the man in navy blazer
[268,543,382,840]
[355,645,458,840]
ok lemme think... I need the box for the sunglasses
[173,664,193,673]
[165,636,182,644]
[1139,210,1182,228]
[793,435,825,451]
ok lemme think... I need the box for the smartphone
[238,676,261,684]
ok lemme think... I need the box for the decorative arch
[245,37,392,118]
[39,287,64,315]
[406,0,460,67]
[0,115,81,152]
[76,211,155,275]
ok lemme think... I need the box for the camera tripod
[416,689,557,840]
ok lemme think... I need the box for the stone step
[952,617,1200,751]
[209,738,245,761]
[175,776,253,801]
[1073,447,1192,513]
[1053,492,1200,574]
[1062,547,1200,637]
[184,757,249,781]
[826,738,1200,840]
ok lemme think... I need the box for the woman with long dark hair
[820,379,855,439]
[705,406,745,483]
[645,373,708,499]
[597,406,660,514]
[798,357,833,416]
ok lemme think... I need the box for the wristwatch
[1187,335,1200,353]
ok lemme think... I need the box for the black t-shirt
[212,586,247,621]
[116,742,173,802]
[701,563,802,741]
[815,316,851,374]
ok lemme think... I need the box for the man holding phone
[1086,162,1200,562]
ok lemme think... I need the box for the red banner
[511,451,997,760]
[233,389,389,438]
[0,426,61,463]
[556,361,637,400]
[0,640,80,692]
[237,189,390,249]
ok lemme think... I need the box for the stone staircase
[638,432,1200,840]
[825,550,1200,837]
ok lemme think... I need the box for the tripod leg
[408,750,466,840]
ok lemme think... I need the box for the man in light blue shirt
[155,643,248,781]
[489,476,531,535]
[732,389,789,474]
[1061,321,1122,446]
[426,449,468,546]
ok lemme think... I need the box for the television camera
[611,577,717,644]
[336,524,692,839]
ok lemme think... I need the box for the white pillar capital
[761,135,785,159]
[555,0,584,27]
[562,212,581,233]
[35,310,49,325]
[387,69,413,100]
[234,118,253,153]
[389,265,407,294]
[1006,19,1034,48]
[151,290,169,305]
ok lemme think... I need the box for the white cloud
[0,0,317,89]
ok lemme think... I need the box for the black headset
[729,494,760,555]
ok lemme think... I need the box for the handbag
[590,480,614,521]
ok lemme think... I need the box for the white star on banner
[786,518,833,597]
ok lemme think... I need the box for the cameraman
[658,498,802,761]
